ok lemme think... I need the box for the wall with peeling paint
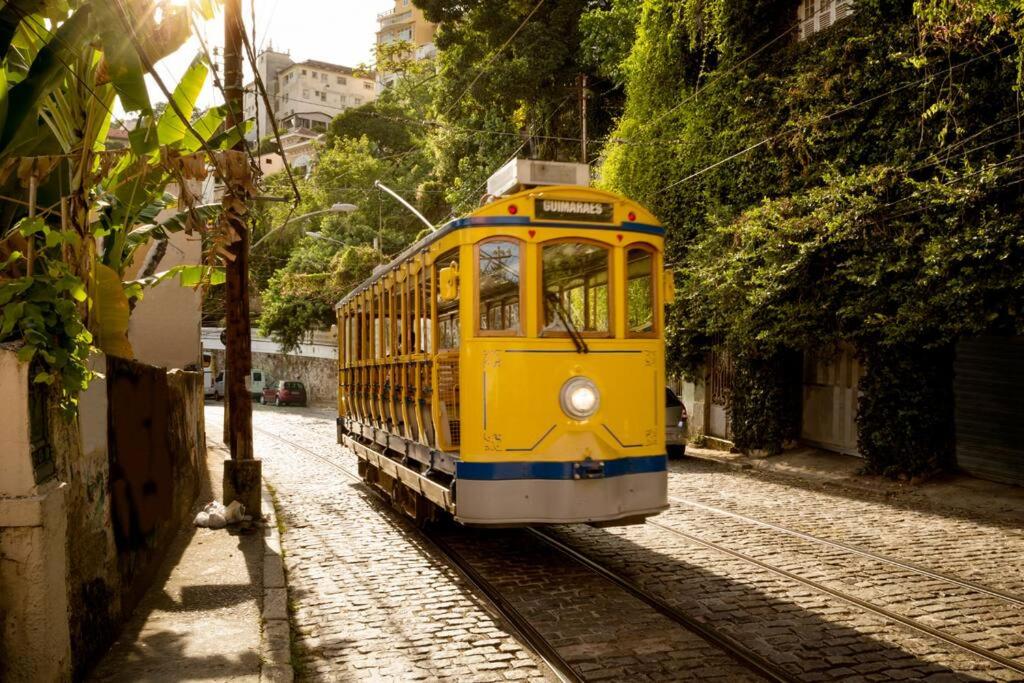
[0,347,207,680]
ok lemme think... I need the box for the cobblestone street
[207,404,1024,682]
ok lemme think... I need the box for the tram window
[626,247,656,335]
[419,261,433,353]
[436,248,460,350]
[541,242,610,334]
[382,291,392,357]
[478,240,522,334]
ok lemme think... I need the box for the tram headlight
[560,377,600,419]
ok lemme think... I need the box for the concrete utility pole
[222,0,261,516]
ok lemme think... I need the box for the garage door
[954,337,1024,486]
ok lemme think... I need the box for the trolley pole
[221,0,261,516]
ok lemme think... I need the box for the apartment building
[376,0,437,85]
[244,49,377,142]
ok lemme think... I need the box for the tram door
[707,348,733,440]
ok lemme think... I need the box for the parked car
[261,380,307,407]
[203,368,217,399]
[666,387,688,457]
[212,368,271,400]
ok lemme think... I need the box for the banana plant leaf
[0,0,47,61]
[125,203,222,251]
[93,2,150,113]
[128,264,226,289]
[158,54,208,146]
[0,4,94,157]
[91,261,134,359]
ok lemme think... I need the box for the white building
[244,49,377,143]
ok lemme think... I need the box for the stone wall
[106,358,205,617]
[0,345,73,682]
[0,348,207,681]
[54,355,121,677]
[210,348,338,405]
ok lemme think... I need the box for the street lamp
[252,202,358,250]
[306,231,345,246]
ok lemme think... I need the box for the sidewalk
[682,444,1024,525]
[88,441,292,682]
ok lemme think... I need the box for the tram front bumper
[453,469,668,526]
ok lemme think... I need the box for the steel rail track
[250,425,581,683]
[646,518,1024,677]
[253,424,789,681]
[669,495,1024,607]
[527,528,796,683]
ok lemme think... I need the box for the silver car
[666,387,688,457]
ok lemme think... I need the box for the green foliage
[1,2,225,410]
[0,220,92,414]
[729,350,802,455]
[857,344,956,478]
[579,0,643,84]
[418,0,611,212]
[259,245,379,352]
[596,0,1024,475]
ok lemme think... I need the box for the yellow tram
[336,173,672,526]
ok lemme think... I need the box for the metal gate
[707,348,733,440]
[954,337,1024,486]
[801,343,862,456]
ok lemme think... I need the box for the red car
[261,380,307,407]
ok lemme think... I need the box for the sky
[129,0,394,116]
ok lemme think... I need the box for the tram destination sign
[535,199,615,223]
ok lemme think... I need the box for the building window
[301,69,307,75]
[798,0,855,40]
[354,97,362,106]
[337,76,346,85]
[364,82,373,90]
[320,92,327,102]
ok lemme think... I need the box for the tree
[256,73,447,349]
[0,0,232,409]
[416,0,619,213]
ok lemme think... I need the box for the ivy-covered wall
[592,0,1024,476]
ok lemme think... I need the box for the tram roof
[335,186,662,309]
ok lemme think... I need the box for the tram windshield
[541,242,610,334]
[478,240,522,334]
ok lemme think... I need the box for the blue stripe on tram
[455,455,668,481]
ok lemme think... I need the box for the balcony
[379,9,413,28]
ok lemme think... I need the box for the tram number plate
[535,199,614,223]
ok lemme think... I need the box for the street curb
[260,484,294,683]
[681,450,754,472]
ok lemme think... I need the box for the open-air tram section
[335,184,674,527]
